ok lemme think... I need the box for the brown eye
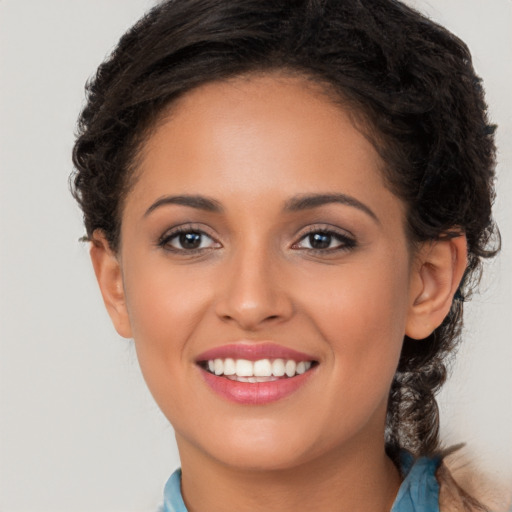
[308,232,332,249]
[178,232,203,249]
[159,229,220,252]
[294,230,356,252]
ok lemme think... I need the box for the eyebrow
[144,195,223,217]
[143,192,379,223]
[284,193,379,223]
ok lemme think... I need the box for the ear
[406,234,467,340]
[89,230,133,338]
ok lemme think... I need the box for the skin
[91,73,467,512]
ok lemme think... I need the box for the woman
[71,0,500,510]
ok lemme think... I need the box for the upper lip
[195,342,317,362]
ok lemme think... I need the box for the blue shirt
[162,452,441,512]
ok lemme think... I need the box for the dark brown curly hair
[71,0,499,460]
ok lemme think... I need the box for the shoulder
[437,446,512,512]
[437,462,487,512]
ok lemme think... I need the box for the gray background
[1,1,511,510]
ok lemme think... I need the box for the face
[111,74,418,471]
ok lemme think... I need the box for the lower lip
[199,368,315,404]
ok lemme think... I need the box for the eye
[159,228,220,252]
[293,229,356,252]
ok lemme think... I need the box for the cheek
[121,258,214,386]
[121,261,217,426]
[307,252,409,331]
[299,250,411,383]
[124,258,210,338]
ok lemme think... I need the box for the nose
[214,245,294,331]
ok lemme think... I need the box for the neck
[177,436,401,512]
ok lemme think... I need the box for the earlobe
[89,230,133,338]
[405,234,467,340]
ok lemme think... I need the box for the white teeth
[254,359,272,377]
[272,359,286,377]
[205,357,314,379]
[214,358,223,375]
[235,359,253,377]
[223,358,236,376]
[285,360,296,377]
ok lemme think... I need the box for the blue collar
[391,451,441,512]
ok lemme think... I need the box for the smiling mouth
[199,358,316,382]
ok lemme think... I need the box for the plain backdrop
[1,1,511,510]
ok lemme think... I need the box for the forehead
[125,73,402,224]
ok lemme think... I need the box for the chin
[178,415,340,473]
[210,441,313,472]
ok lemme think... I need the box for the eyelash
[157,225,357,255]
[158,226,220,254]
[292,227,357,254]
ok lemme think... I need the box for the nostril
[215,292,294,330]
